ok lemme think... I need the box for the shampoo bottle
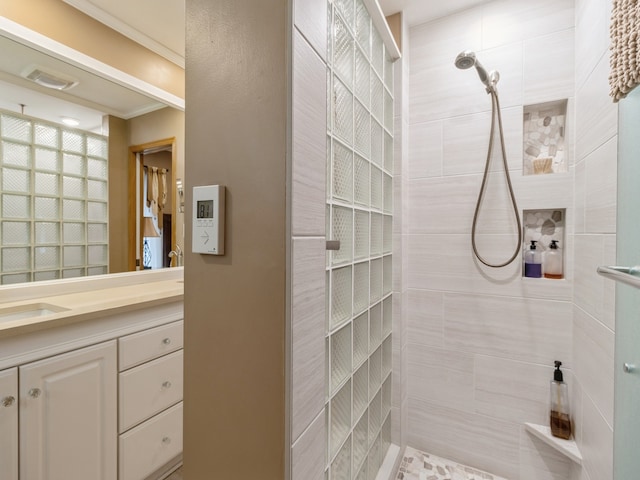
[550,360,572,440]
[524,241,542,278]
[544,240,563,279]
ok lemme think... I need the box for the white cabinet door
[19,340,117,480]
[0,367,18,480]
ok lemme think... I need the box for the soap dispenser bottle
[524,240,542,278]
[550,360,572,440]
[544,240,563,279]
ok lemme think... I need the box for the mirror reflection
[0,27,185,284]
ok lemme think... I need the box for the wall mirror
[0,17,185,284]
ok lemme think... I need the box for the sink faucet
[168,245,183,267]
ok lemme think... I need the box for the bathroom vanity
[0,268,184,480]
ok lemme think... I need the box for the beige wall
[107,115,129,273]
[2,0,184,99]
[184,0,286,478]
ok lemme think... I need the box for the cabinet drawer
[119,402,182,480]
[119,320,183,371]
[119,350,183,433]
[0,368,18,480]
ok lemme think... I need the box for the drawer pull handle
[28,388,41,399]
[162,338,172,345]
[162,436,171,445]
[162,381,172,389]
[1,396,15,407]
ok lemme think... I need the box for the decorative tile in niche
[523,100,568,175]
[523,209,566,278]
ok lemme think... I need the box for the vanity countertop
[0,271,184,339]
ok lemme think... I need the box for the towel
[609,0,640,102]
[147,166,159,216]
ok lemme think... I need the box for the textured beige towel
[147,166,159,216]
[610,0,640,102]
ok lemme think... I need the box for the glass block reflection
[62,130,84,153]
[355,49,370,108]
[368,435,381,480]
[64,223,85,243]
[35,147,59,171]
[331,266,352,328]
[383,255,392,295]
[63,176,85,198]
[355,0,370,57]
[354,100,370,157]
[384,53,394,91]
[369,302,382,354]
[370,213,383,256]
[371,120,383,167]
[35,222,59,244]
[371,75,384,124]
[2,141,30,168]
[332,140,353,202]
[88,245,107,265]
[370,167,383,210]
[88,180,107,200]
[35,246,59,270]
[3,168,30,193]
[35,270,59,282]
[371,28,384,76]
[63,268,84,278]
[35,197,59,220]
[35,172,59,195]
[332,206,353,265]
[63,153,84,176]
[384,132,393,173]
[2,273,30,285]
[331,323,352,393]
[382,376,392,421]
[88,158,107,179]
[1,114,31,142]
[332,436,351,480]
[87,202,107,222]
[354,156,370,206]
[333,77,353,147]
[88,266,107,276]
[369,390,382,444]
[63,245,85,267]
[382,296,392,337]
[353,262,369,315]
[369,347,382,401]
[384,89,393,133]
[35,123,59,148]
[383,215,392,254]
[354,210,369,260]
[353,411,368,473]
[334,14,354,88]
[370,258,382,303]
[87,223,106,243]
[87,136,107,159]
[330,380,351,458]
[335,0,355,30]
[382,335,392,378]
[3,222,29,245]
[353,312,369,367]
[3,194,30,219]
[63,199,85,220]
[2,247,30,272]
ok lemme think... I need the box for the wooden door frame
[127,137,177,271]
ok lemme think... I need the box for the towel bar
[597,265,640,289]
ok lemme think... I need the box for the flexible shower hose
[471,87,522,268]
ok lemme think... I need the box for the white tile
[294,0,327,61]
[570,371,583,446]
[602,235,616,331]
[585,136,617,234]
[408,120,442,179]
[291,237,326,441]
[573,306,614,427]
[575,53,618,161]
[406,289,443,347]
[574,160,586,234]
[573,234,606,320]
[292,31,327,236]
[406,397,520,479]
[519,425,573,480]
[481,0,575,50]
[443,293,573,365]
[407,344,475,413]
[523,29,575,104]
[579,396,613,480]
[407,234,573,301]
[292,409,325,480]
[475,356,555,425]
[442,107,522,176]
[575,0,610,90]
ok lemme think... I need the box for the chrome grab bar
[597,265,640,289]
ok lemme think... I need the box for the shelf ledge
[525,422,582,465]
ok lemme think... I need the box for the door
[613,85,640,478]
[19,341,117,480]
[0,367,18,480]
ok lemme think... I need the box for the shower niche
[522,209,565,279]
[523,100,568,175]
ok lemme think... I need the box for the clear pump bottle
[550,360,571,440]
[524,240,542,278]
[544,240,563,279]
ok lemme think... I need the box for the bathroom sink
[0,303,69,323]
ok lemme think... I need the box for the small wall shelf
[524,422,582,465]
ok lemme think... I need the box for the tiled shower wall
[405,0,578,478]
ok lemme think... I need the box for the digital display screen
[197,200,214,219]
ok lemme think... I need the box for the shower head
[454,50,498,90]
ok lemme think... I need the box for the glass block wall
[326,0,394,479]
[0,110,108,284]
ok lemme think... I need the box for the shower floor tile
[395,447,508,480]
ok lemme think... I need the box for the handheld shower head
[454,50,497,89]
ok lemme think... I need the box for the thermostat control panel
[192,185,225,255]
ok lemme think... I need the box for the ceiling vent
[23,67,79,91]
